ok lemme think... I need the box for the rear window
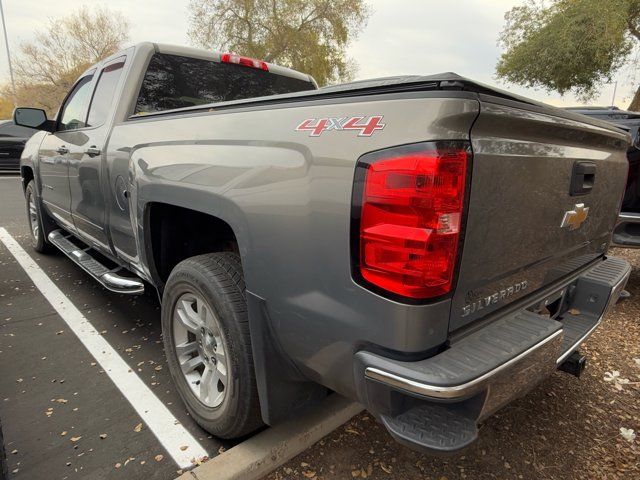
[134,53,315,115]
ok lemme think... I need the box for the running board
[48,230,144,295]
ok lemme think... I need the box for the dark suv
[0,120,38,172]
[566,106,640,247]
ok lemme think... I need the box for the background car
[0,418,7,480]
[566,106,640,248]
[0,120,38,172]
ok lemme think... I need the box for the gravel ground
[267,248,640,480]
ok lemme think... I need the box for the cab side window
[58,75,94,131]
[87,59,125,127]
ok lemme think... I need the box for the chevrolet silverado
[15,42,631,452]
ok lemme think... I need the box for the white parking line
[0,227,209,469]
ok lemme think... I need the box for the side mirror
[14,108,54,132]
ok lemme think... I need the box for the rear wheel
[162,252,263,438]
[25,180,54,253]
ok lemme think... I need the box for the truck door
[38,73,94,232]
[68,58,126,252]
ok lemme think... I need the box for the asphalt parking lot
[0,174,230,479]
[3,170,640,480]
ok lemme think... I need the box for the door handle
[56,146,69,155]
[85,146,101,157]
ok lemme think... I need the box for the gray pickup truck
[15,42,632,453]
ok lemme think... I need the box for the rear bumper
[612,212,640,248]
[353,256,631,453]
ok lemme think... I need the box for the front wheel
[25,180,54,253]
[161,252,263,438]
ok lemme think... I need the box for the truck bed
[128,72,622,135]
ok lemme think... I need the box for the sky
[0,0,634,109]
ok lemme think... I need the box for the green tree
[187,0,370,86]
[496,0,640,110]
[6,7,130,116]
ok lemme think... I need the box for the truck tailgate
[449,98,629,331]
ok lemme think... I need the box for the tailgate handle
[570,161,596,196]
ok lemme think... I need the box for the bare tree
[7,7,130,115]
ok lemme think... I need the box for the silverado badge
[560,203,589,230]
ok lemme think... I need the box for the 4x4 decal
[295,115,386,137]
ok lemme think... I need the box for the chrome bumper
[354,256,631,453]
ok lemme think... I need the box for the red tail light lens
[353,142,469,299]
[221,53,269,71]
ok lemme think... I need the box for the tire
[162,252,263,438]
[25,180,54,253]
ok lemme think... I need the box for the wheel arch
[20,165,34,192]
[140,196,327,425]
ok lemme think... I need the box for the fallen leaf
[180,445,188,451]
[155,454,164,462]
[70,436,82,442]
[620,427,636,443]
[604,371,630,390]
[134,422,143,432]
[380,464,392,474]
[11,449,17,454]
[568,308,580,315]
[154,366,162,371]
[60,431,67,436]
[56,398,68,404]
[99,433,107,439]
[302,471,316,478]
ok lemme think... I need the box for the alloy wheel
[172,292,229,408]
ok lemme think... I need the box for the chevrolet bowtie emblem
[560,203,589,230]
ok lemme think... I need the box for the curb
[177,395,363,480]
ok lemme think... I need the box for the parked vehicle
[15,43,631,453]
[566,106,640,248]
[0,418,7,480]
[0,120,38,172]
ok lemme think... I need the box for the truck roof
[79,42,317,88]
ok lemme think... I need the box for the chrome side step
[48,230,144,295]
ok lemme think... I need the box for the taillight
[352,142,470,300]
[221,53,268,71]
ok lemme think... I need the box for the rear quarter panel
[108,93,479,396]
